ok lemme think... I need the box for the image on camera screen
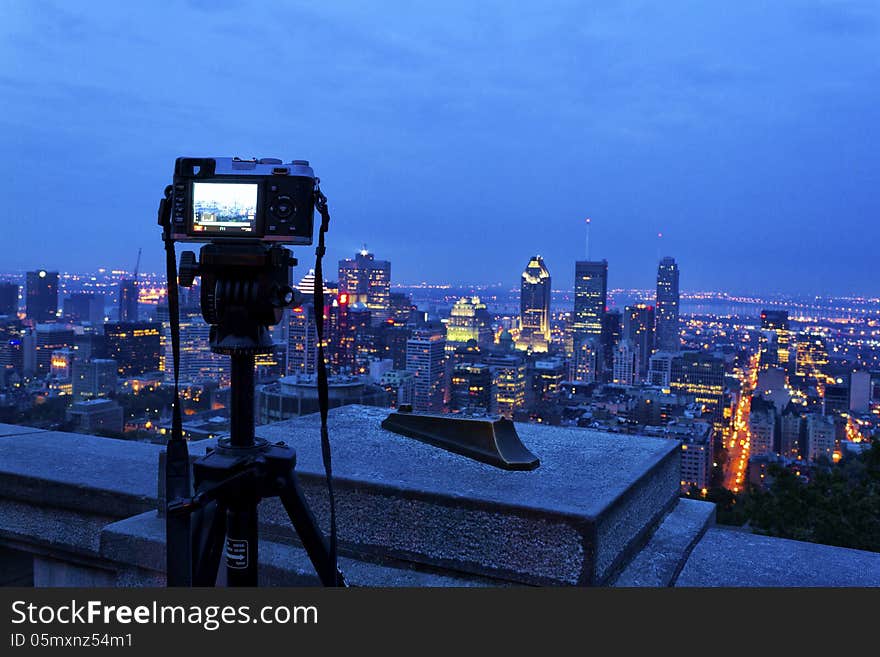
[192,182,258,234]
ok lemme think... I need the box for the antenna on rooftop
[585,217,592,260]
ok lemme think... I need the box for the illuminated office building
[338,249,391,323]
[0,282,19,316]
[389,292,414,325]
[446,296,492,350]
[104,321,161,377]
[288,303,318,376]
[379,369,415,408]
[450,363,493,415]
[655,257,680,352]
[570,338,598,383]
[406,327,446,412]
[669,352,725,422]
[779,407,803,459]
[794,332,829,392]
[485,354,526,420]
[516,256,551,353]
[0,317,25,377]
[612,339,638,386]
[296,269,329,297]
[327,294,372,374]
[760,310,791,372]
[529,358,566,404]
[805,413,835,462]
[624,304,655,380]
[32,324,75,376]
[157,304,230,385]
[749,396,777,457]
[50,348,73,380]
[26,270,58,323]
[573,260,607,340]
[648,351,675,388]
[72,358,119,401]
[255,342,287,382]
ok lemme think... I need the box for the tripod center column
[229,353,256,448]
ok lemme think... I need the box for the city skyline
[2,2,879,295]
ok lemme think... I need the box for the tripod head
[178,242,300,355]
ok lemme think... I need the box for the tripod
[163,238,345,587]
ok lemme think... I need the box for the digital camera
[170,157,316,244]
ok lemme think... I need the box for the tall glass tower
[655,256,680,352]
[573,260,607,341]
[517,256,551,353]
[338,249,391,324]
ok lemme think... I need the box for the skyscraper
[157,303,230,385]
[570,338,598,383]
[406,327,446,412]
[669,351,725,422]
[0,282,19,316]
[450,363,493,415]
[760,310,791,372]
[612,339,638,385]
[104,321,161,377]
[486,353,526,420]
[118,280,139,322]
[655,257,680,352]
[516,256,551,353]
[338,249,391,323]
[572,260,607,340]
[623,304,655,380]
[26,270,59,323]
[288,303,319,375]
[31,324,75,376]
[599,309,621,382]
[447,296,492,350]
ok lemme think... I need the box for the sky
[1,0,878,295]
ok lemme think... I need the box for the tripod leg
[278,472,347,587]
[226,498,259,587]
[192,501,227,586]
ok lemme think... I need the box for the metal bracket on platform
[380,410,540,471]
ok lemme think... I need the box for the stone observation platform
[1,406,879,587]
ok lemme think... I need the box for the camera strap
[313,181,342,586]
[158,184,193,586]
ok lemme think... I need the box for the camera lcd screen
[191,181,259,235]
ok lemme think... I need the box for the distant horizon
[0,266,877,303]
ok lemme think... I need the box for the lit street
[724,353,760,493]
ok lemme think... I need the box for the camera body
[170,157,316,244]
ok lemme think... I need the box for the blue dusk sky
[1,1,878,295]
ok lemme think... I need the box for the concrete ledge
[0,424,48,438]
[0,429,162,517]
[251,406,681,585]
[612,498,715,587]
[102,511,498,587]
[676,528,880,587]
